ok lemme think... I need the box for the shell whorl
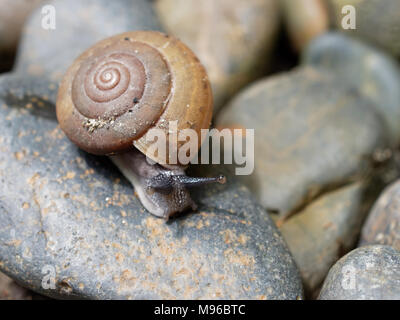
[56,31,213,163]
[73,52,146,118]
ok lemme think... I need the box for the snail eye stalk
[147,173,226,193]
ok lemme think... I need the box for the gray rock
[328,0,400,58]
[303,33,400,144]
[0,75,303,299]
[14,0,162,81]
[319,245,400,300]
[360,179,400,250]
[217,66,389,219]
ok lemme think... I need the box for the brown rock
[282,0,329,51]
[154,0,280,112]
[360,179,400,250]
[0,272,31,300]
[0,0,44,53]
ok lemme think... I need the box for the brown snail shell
[56,31,213,165]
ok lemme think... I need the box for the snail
[56,31,226,219]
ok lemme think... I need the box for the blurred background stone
[15,0,162,81]
[217,66,389,220]
[281,0,329,52]
[328,0,400,58]
[360,179,400,250]
[0,272,32,300]
[280,179,387,297]
[0,0,44,72]
[319,245,400,300]
[154,0,280,113]
[304,33,400,144]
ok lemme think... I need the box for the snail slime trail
[56,31,225,219]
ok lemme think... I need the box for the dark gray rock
[319,245,400,300]
[217,66,389,219]
[303,33,400,144]
[360,179,400,250]
[14,0,162,81]
[0,75,303,299]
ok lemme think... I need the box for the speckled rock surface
[154,0,280,112]
[304,33,400,144]
[319,245,400,300]
[15,0,162,81]
[280,180,383,296]
[217,66,389,219]
[360,179,400,250]
[0,75,303,299]
[328,0,400,58]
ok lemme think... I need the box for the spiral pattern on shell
[56,31,213,162]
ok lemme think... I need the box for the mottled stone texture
[360,180,400,250]
[328,0,400,58]
[155,0,280,112]
[319,245,400,300]
[0,0,303,299]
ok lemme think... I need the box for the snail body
[56,31,225,219]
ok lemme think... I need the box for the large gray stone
[217,66,389,219]
[319,245,400,300]
[303,33,400,144]
[0,74,303,299]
